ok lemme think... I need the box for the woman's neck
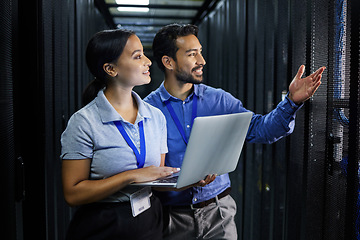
[104,85,138,124]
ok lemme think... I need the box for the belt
[171,187,231,210]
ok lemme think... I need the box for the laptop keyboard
[154,176,179,184]
[153,171,180,184]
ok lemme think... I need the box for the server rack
[198,0,360,239]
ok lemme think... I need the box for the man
[144,23,325,240]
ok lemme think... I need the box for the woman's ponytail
[82,78,106,106]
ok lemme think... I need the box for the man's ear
[103,63,118,77]
[161,56,175,71]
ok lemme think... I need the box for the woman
[61,29,178,240]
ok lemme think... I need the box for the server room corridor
[1,0,360,239]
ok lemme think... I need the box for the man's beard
[175,66,203,84]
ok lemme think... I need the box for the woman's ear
[103,63,118,77]
[161,56,175,71]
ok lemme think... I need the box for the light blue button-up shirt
[144,82,301,206]
[61,90,168,202]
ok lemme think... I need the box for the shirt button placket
[132,125,140,148]
[183,101,192,135]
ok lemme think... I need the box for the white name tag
[130,187,152,217]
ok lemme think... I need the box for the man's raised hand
[288,65,326,105]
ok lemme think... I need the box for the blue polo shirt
[144,82,301,206]
[61,90,168,202]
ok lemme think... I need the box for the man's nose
[197,53,206,66]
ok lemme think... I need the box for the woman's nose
[145,55,152,67]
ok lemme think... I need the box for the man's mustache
[192,65,204,72]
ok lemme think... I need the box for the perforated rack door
[197,0,360,239]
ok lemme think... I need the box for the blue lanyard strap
[114,120,146,168]
[164,94,198,145]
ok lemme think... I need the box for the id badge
[130,187,152,217]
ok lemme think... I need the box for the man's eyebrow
[185,48,202,53]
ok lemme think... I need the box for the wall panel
[11,0,107,239]
[0,0,18,239]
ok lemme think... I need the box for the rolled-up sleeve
[222,90,302,144]
[245,94,302,144]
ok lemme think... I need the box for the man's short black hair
[152,23,199,72]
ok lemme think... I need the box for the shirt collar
[158,81,204,103]
[96,89,151,124]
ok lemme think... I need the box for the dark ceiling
[94,0,221,50]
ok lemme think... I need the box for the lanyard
[114,120,146,168]
[164,94,198,145]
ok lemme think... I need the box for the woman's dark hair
[82,29,135,106]
[152,23,198,72]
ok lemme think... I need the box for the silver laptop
[132,111,252,189]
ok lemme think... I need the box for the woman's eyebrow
[131,49,142,56]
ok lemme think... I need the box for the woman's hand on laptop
[130,166,180,183]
